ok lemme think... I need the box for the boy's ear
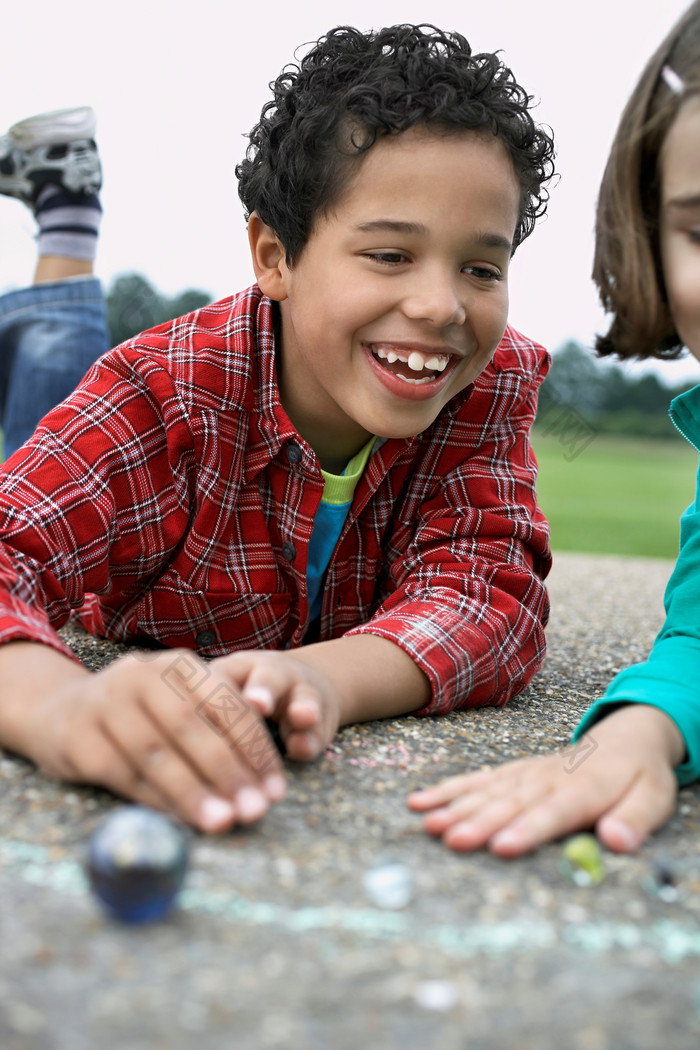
[248,212,289,301]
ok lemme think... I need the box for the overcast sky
[1,0,696,384]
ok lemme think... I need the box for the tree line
[537,342,694,441]
[105,273,212,348]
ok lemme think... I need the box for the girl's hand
[408,704,683,856]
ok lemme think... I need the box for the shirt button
[281,541,296,562]
[286,443,302,465]
[195,629,217,647]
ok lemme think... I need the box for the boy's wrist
[294,634,430,726]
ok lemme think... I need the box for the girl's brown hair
[594,1,700,359]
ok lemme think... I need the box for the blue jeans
[0,277,109,458]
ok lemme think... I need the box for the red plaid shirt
[0,285,551,715]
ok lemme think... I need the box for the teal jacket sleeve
[572,461,700,788]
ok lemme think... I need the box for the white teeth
[372,346,450,373]
[425,356,448,372]
[396,373,435,385]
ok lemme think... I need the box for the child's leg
[0,278,110,458]
[0,107,108,456]
[408,704,684,855]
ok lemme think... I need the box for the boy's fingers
[59,724,209,826]
[216,651,325,719]
[190,691,284,787]
[214,652,289,714]
[146,659,285,791]
[101,656,284,826]
[279,708,321,762]
[99,703,246,831]
[55,724,157,803]
[110,725,267,833]
[212,651,338,763]
[278,688,328,760]
[287,692,322,725]
[283,729,321,762]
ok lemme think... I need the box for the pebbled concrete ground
[1,551,699,1050]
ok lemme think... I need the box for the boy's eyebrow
[354,220,513,251]
[476,231,514,252]
[354,220,426,235]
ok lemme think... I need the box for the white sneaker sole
[8,107,97,149]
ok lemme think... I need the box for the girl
[409,0,700,857]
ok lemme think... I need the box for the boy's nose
[401,272,467,328]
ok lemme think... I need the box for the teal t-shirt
[307,437,376,621]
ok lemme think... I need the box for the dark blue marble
[86,806,189,923]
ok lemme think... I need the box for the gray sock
[35,184,102,261]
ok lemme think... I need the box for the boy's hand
[407,704,683,856]
[211,650,342,762]
[27,650,286,834]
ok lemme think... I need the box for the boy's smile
[252,126,521,472]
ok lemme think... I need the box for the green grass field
[532,430,698,559]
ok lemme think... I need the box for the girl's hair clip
[661,65,684,96]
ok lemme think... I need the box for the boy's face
[263,126,520,471]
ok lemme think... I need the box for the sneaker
[0,106,102,208]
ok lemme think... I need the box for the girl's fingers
[436,762,679,859]
[407,768,501,810]
[439,777,562,853]
[596,767,678,854]
[486,791,600,857]
[420,787,499,834]
[414,752,611,855]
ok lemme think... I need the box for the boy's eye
[464,265,503,281]
[366,252,408,266]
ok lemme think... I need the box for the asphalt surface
[1,551,699,1050]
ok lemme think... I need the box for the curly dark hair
[236,24,556,264]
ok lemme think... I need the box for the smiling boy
[0,25,555,832]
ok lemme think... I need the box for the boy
[0,25,555,833]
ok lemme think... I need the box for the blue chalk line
[2,839,700,962]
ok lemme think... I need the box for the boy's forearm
[292,635,431,725]
[0,641,89,758]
